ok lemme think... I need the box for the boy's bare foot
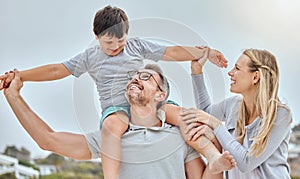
[209,151,236,174]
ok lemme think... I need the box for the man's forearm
[21,64,71,82]
[5,93,54,146]
[5,92,92,160]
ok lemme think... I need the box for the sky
[1,0,299,158]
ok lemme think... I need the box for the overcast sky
[1,0,299,158]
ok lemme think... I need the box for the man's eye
[141,74,150,79]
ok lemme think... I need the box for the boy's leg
[163,103,235,174]
[101,111,129,179]
[161,101,181,126]
[178,120,235,174]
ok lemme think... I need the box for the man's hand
[0,71,15,90]
[4,69,23,97]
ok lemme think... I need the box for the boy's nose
[111,43,119,50]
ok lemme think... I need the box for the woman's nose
[228,70,233,77]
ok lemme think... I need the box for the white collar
[128,109,166,131]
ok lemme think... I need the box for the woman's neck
[243,95,259,125]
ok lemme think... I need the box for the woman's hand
[195,46,209,67]
[191,60,203,75]
[184,122,214,141]
[180,108,222,129]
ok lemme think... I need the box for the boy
[0,5,229,178]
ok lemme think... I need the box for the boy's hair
[93,5,129,38]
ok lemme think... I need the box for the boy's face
[97,33,127,56]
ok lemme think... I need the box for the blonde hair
[235,49,281,157]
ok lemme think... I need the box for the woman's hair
[235,49,281,157]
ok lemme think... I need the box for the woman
[181,49,292,179]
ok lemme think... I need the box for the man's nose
[132,77,139,82]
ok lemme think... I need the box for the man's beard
[128,93,149,107]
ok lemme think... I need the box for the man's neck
[130,104,161,127]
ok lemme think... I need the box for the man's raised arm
[4,69,91,160]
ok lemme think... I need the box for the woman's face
[228,54,258,95]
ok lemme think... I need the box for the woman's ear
[253,71,260,85]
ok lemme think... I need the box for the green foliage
[35,153,103,179]
[39,163,104,179]
[35,153,65,166]
[0,173,17,179]
[19,159,40,171]
[291,175,300,179]
[40,172,103,179]
[61,160,103,178]
[293,124,300,131]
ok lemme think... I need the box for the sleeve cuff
[214,124,235,150]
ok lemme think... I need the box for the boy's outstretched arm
[162,46,228,68]
[4,70,91,160]
[0,64,71,90]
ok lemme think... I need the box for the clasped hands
[195,46,228,68]
[0,70,16,90]
[180,108,221,143]
[0,69,23,97]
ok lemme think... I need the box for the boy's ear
[95,35,99,40]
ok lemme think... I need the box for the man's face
[126,69,163,106]
[97,33,127,56]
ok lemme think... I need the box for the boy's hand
[208,49,228,68]
[4,69,23,97]
[0,71,15,90]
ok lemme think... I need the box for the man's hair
[93,5,129,38]
[144,64,170,107]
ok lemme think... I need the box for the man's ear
[155,92,166,102]
[253,71,260,85]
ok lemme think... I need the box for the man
[4,65,234,178]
